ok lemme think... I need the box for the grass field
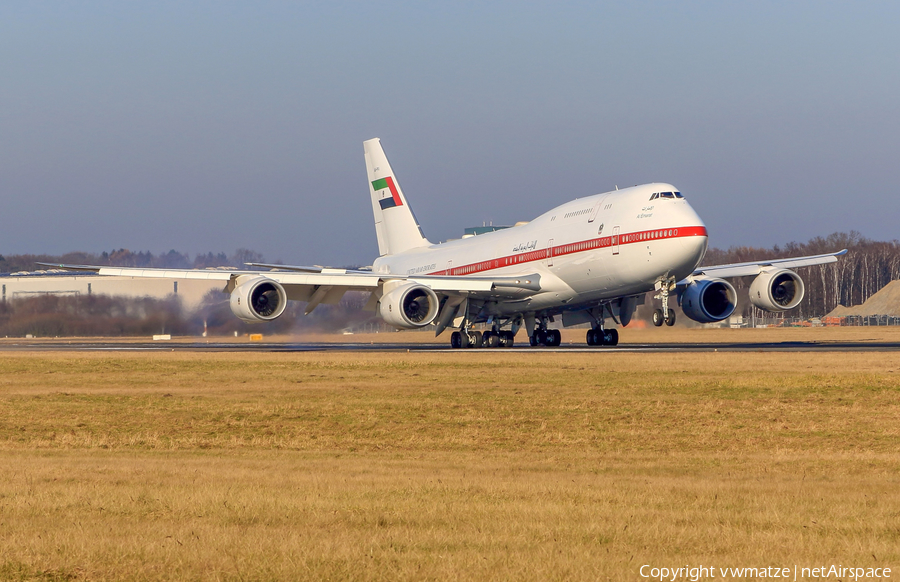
[1,337,898,580]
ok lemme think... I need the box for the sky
[1,1,899,266]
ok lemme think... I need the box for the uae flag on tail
[372,176,403,209]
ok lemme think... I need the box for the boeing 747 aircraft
[51,138,845,348]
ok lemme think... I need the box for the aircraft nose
[675,202,708,267]
[680,229,709,268]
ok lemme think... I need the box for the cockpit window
[651,191,684,200]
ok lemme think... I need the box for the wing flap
[97,267,235,281]
[409,274,541,293]
[243,262,324,273]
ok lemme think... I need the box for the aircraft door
[547,239,554,267]
[588,196,607,223]
[612,226,620,255]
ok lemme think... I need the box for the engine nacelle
[229,276,288,323]
[749,269,804,311]
[378,282,440,329]
[680,277,738,323]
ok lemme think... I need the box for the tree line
[1,232,898,336]
[0,248,266,273]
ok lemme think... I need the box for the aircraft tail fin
[364,138,430,256]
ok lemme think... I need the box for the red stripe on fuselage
[429,226,707,276]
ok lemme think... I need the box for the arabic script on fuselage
[513,240,538,253]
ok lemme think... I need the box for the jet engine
[680,277,738,323]
[378,282,440,329]
[229,276,288,323]
[749,269,804,311]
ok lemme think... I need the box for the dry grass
[0,345,898,580]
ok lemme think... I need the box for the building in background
[0,271,221,310]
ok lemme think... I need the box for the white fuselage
[372,183,708,317]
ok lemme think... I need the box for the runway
[2,339,899,353]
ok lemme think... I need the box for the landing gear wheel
[665,309,676,327]
[530,334,540,347]
[535,329,547,346]
[605,328,619,346]
[586,329,595,346]
[500,330,515,348]
[459,331,470,348]
[546,329,561,346]
[450,331,462,349]
[483,331,501,348]
[652,309,665,327]
[470,331,483,348]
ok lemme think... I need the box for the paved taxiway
[1,340,898,353]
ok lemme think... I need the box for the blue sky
[1,2,898,265]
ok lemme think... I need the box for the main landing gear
[484,329,515,348]
[450,329,515,349]
[528,315,561,347]
[529,328,561,347]
[586,327,618,346]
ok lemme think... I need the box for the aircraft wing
[39,264,541,297]
[686,249,847,280]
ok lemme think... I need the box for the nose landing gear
[652,277,677,327]
[652,308,676,327]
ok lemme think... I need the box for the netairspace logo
[639,564,891,581]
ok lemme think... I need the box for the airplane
[48,138,846,348]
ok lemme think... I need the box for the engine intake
[229,276,288,323]
[680,277,738,323]
[749,269,804,311]
[378,282,440,329]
